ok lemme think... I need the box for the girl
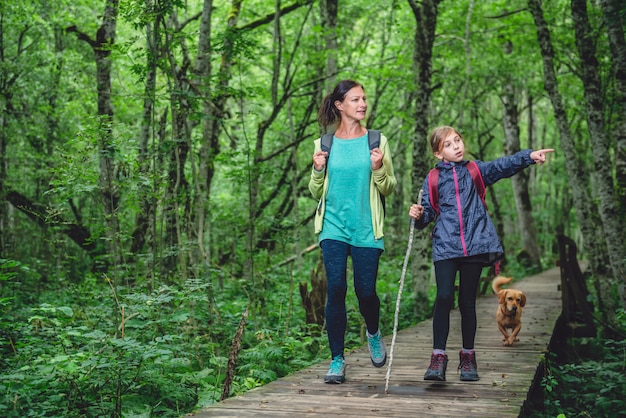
[409,126,553,382]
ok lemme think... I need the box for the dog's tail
[492,275,513,294]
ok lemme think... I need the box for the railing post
[557,235,596,338]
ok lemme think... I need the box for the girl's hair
[317,79,364,131]
[429,125,463,153]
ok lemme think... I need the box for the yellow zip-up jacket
[308,133,397,240]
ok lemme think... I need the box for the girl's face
[335,86,367,122]
[434,131,465,163]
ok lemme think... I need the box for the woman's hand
[409,203,424,220]
[313,151,328,171]
[370,148,383,170]
[530,148,554,165]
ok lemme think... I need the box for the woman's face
[334,86,367,122]
[434,131,465,163]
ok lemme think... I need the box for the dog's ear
[498,290,507,304]
[520,292,527,307]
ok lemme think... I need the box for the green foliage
[0,280,205,417]
[0,0,576,288]
[0,250,424,416]
[529,338,626,418]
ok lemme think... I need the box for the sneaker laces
[459,352,474,371]
[431,354,445,369]
[328,356,344,375]
[368,333,383,358]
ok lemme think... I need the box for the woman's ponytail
[317,80,363,132]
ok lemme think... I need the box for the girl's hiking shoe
[458,350,480,381]
[424,353,448,381]
[367,330,387,367]
[324,355,346,384]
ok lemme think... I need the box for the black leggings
[432,258,483,350]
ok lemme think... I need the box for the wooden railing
[556,234,596,338]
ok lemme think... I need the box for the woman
[308,80,397,384]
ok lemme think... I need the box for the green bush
[530,335,626,418]
[0,252,425,416]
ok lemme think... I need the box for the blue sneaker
[367,330,387,367]
[324,355,346,384]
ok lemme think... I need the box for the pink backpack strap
[430,162,486,215]
[428,168,440,215]
[466,161,487,209]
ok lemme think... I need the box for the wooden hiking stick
[385,189,423,394]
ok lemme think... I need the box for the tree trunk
[527,0,616,327]
[5,189,99,254]
[160,9,193,279]
[300,252,327,329]
[130,0,161,271]
[458,0,475,127]
[320,0,338,92]
[0,18,20,257]
[600,0,626,217]
[97,1,121,268]
[192,0,214,274]
[501,82,542,271]
[202,0,242,273]
[163,105,190,279]
[0,117,6,258]
[66,0,121,270]
[407,0,441,320]
[571,0,625,308]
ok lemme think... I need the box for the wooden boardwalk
[192,267,562,417]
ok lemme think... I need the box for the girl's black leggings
[432,258,483,350]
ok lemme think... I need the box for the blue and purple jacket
[414,149,535,264]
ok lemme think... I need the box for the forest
[1,0,625,416]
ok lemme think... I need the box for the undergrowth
[3,254,622,417]
[0,255,418,417]
[525,311,626,418]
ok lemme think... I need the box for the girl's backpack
[428,161,486,215]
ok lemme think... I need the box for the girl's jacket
[308,133,396,240]
[414,149,535,263]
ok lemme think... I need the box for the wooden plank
[190,267,562,417]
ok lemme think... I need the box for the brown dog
[492,276,526,346]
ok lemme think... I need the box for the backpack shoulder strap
[428,162,486,216]
[367,130,381,149]
[320,133,333,153]
[366,129,386,215]
[466,161,499,273]
[428,168,440,215]
[466,161,487,208]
